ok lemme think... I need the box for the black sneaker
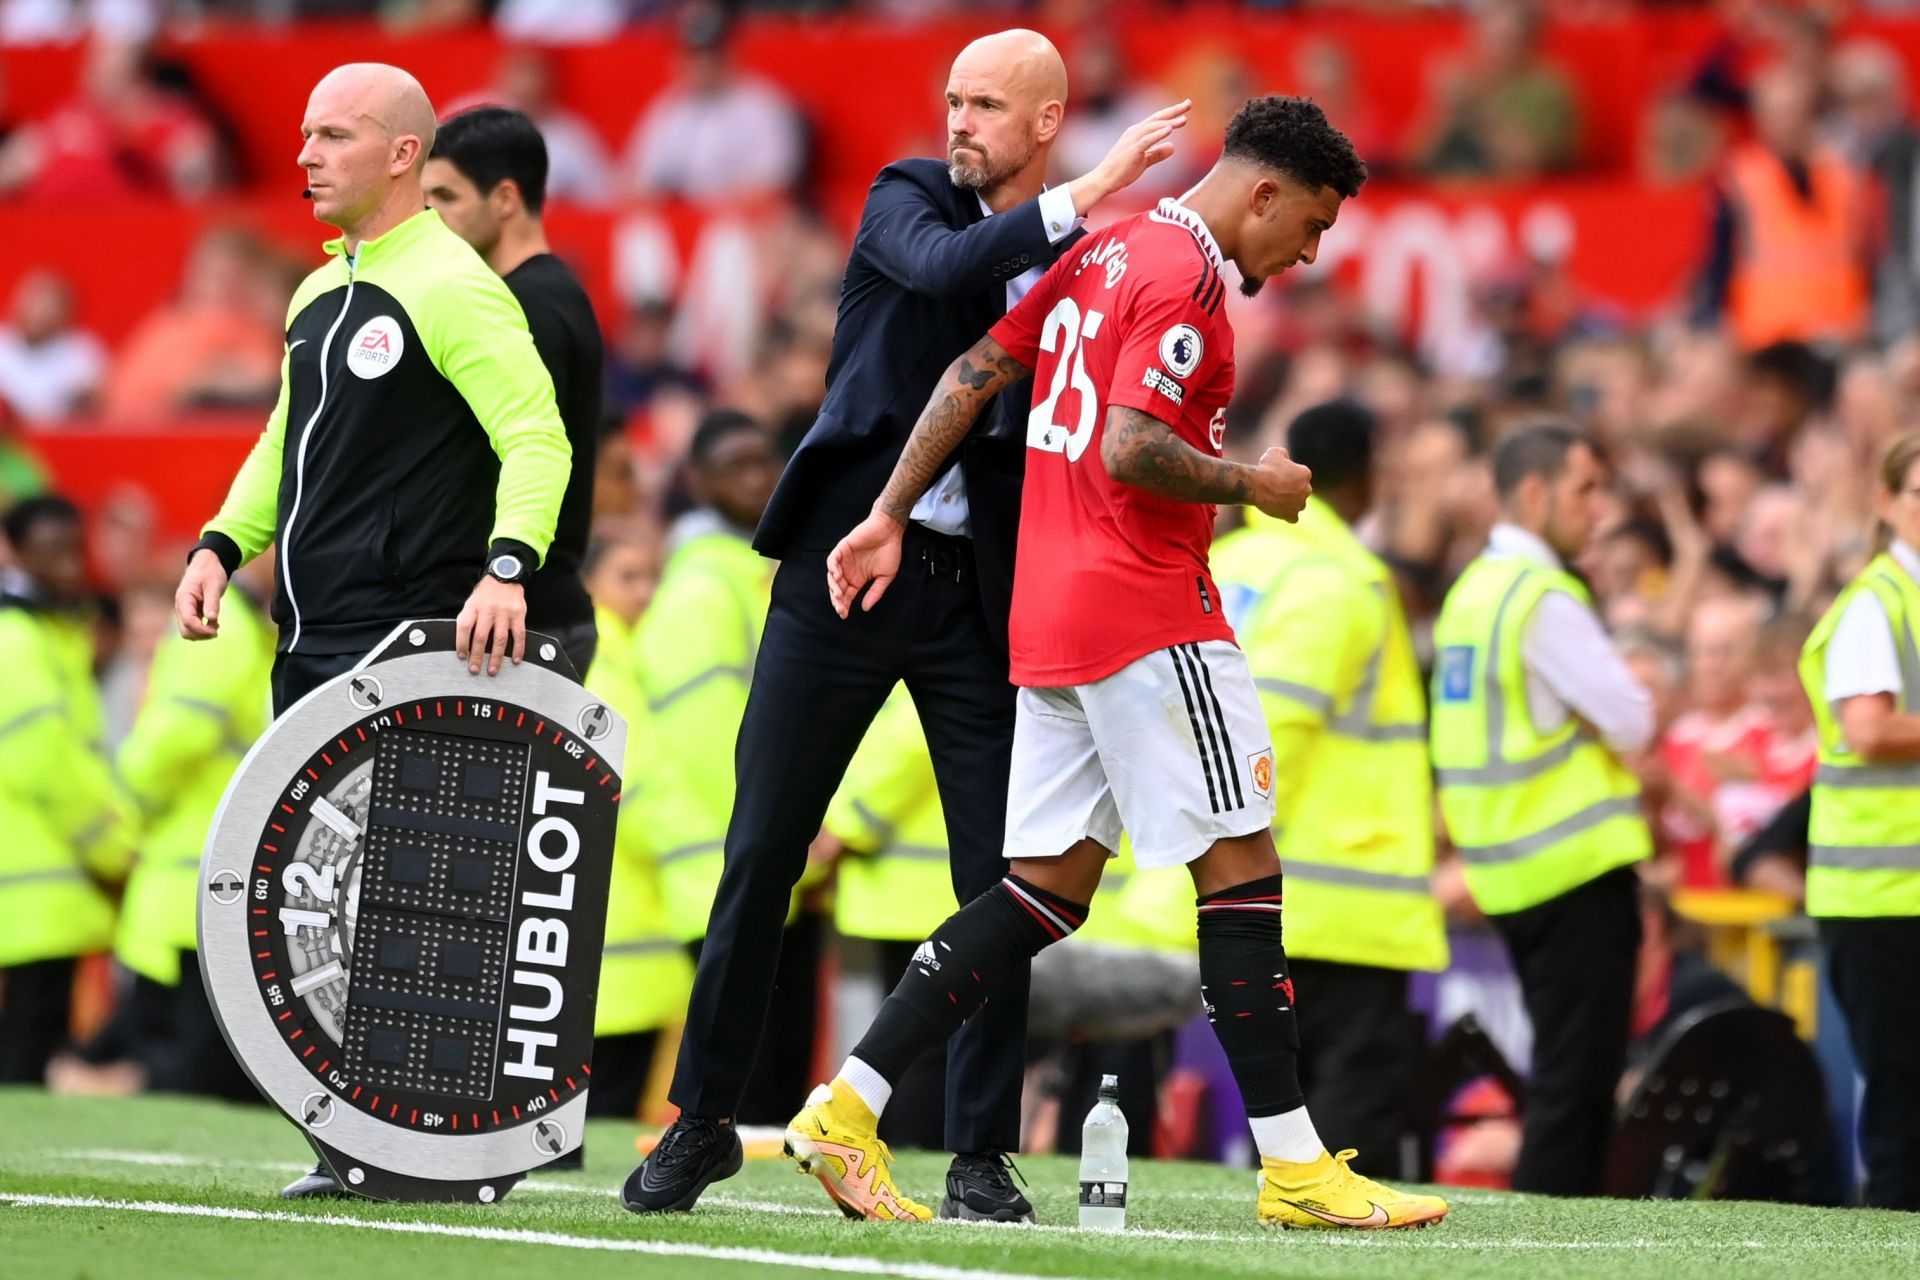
[620,1115,743,1214]
[280,1161,348,1200]
[939,1150,1034,1223]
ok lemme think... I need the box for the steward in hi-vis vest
[1430,425,1653,1197]
[1796,435,1920,1210]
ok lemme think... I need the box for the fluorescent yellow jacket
[1430,551,1650,915]
[630,520,775,941]
[1799,554,1920,918]
[114,589,274,985]
[0,600,131,967]
[1212,500,1447,971]
[586,607,695,1035]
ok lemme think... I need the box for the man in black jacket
[623,27,1185,1223]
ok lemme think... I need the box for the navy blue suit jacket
[753,158,1083,646]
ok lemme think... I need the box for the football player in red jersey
[781,97,1449,1230]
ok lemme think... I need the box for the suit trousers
[1289,958,1416,1177]
[685,915,823,1126]
[1821,915,1920,1210]
[1489,865,1642,1196]
[670,529,1025,1153]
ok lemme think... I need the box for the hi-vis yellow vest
[1430,552,1650,915]
[0,601,131,968]
[1212,500,1447,971]
[587,607,695,1036]
[115,590,273,986]
[1799,554,1920,919]
[630,528,774,941]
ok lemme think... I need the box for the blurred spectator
[1415,0,1577,180]
[1149,44,1253,196]
[1587,517,1674,632]
[1292,36,1391,177]
[742,320,831,459]
[1729,609,1819,833]
[1693,61,1870,350]
[1050,35,1168,189]
[1828,40,1920,348]
[493,0,629,45]
[1655,594,1771,887]
[1640,88,1736,187]
[622,3,805,206]
[0,39,230,202]
[1735,340,1836,475]
[1699,447,1767,543]
[447,49,616,205]
[98,227,287,423]
[606,299,707,423]
[0,270,105,424]
[0,0,155,45]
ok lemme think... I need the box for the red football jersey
[990,198,1239,688]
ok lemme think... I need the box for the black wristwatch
[486,552,529,585]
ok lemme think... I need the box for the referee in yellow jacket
[173,63,571,714]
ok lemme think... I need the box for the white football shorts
[1005,639,1277,870]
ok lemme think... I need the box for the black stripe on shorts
[1169,646,1223,814]
[1186,643,1245,809]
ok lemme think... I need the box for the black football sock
[1196,874,1306,1118]
[849,875,1087,1086]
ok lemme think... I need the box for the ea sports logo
[347,316,404,380]
[1159,324,1203,378]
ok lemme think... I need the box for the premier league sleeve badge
[197,621,623,1203]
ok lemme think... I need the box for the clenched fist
[1250,446,1313,523]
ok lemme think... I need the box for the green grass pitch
[3,1089,1918,1279]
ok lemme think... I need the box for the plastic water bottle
[1078,1074,1129,1231]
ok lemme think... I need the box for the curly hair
[1222,96,1367,199]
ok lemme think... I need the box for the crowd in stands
[0,14,1908,882]
[1,0,1915,1193]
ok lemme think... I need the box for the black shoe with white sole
[939,1150,1035,1223]
[620,1115,743,1214]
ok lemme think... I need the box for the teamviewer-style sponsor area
[4,1093,1919,1280]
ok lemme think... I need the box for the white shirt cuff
[1038,185,1083,243]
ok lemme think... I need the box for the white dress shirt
[1489,523,1656,754]
[1824,538,1920,705]
[0,325,105,423]
[910,187,1081,538]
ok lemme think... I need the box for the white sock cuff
[1248,1106,1324,1164]
[839,1055,894,1118]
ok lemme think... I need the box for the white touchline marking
[55,1150,304,1173]
[310,797,361,845]
[33,1155,1914,1253]
[0,1195,1112,1280]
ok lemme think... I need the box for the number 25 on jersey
[1028,297,1105,462]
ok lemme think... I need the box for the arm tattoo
[1101,407,1251,504]
[873,337,1031,524]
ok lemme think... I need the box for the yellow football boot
[783,1080,934,1222]
[1257,1148,1449,1230]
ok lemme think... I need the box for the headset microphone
[302,188,313,200]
